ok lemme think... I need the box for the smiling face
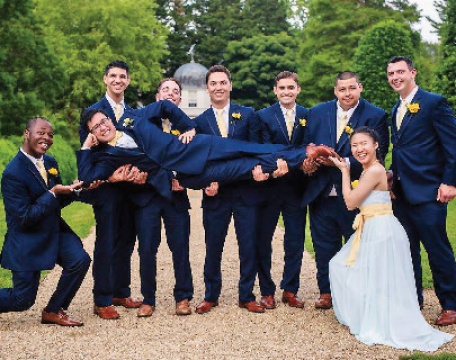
[23,118,54,158]
[156,80,182,106]
[386,60,417,98]
[274,77,301,109]
[334,77,363,111]
[87,112,117,143]
[103,66,131,102]
[206,71,232,108]
[350,132,379,167]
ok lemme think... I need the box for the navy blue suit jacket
[193,103,263,207]
[391,88,456,204]
[256,102,308,205]
[1,152,78,271]
[301,98,389,206]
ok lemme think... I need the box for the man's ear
[24,129,29,140]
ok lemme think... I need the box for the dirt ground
[0,190,454,359]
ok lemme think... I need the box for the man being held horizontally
[0,117,91,326]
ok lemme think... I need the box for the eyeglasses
[89,117,111,134]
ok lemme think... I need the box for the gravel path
[0,190,455,359]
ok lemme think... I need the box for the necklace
[360,160,379,178]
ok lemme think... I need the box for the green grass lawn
[0,201,95,287]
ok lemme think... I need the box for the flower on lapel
[48,167,59,176]
[171,129,181,136]
[351,179,359,189]
[407,103,420,114]
[299,118,307,126]
[122,118,134,128]
[232,112,242,120]
[345,124,354,135]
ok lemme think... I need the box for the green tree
[297,0,420,106]
[190,0,291,67]
[225,33,299,109]
[34,0,168,126]
[0,0,67,135]
[353,20,416,111]
[433,0,456,108]
[156,0,196,77]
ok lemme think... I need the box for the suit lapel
[292,106,306,144]
[20,154,49,190]
[101,97,117,125]
[394,90,422,143]
[272,103,289,144]
[228,103,239,138]
[328,102,337,149]
[336,101,363,152]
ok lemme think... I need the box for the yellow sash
[346,203,393,266]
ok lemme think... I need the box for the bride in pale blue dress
[328,126,453,352]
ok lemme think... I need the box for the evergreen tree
[353,20,416,112]
[156,0,196,77]
[225,33,299,109]
[297,0,420,106]
[0,0,67,135]
[35,0,168,124]
[433,0,456,108]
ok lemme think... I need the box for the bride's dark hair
[350,126,384,165]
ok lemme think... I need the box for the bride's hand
[329,156,348,170]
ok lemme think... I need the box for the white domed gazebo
[174,47,210,118]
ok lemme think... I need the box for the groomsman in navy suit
[194,65,269,314]
[386,56,456,326]
[255,71,308,309]
[81,61,142,319]
[301,71,389,309]
[131,78,194,317]
[0,118,91,326]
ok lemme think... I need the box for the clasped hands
[301,144,341,174]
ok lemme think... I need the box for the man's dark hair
[387,56,414,71]
[105,60,129,76]
[275,71,299,86]
[25,117,50,131]
[205,64,231,84]
[80,108,110,131]
[335,71,359,85]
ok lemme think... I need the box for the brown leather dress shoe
[41,309,83,326]
[260,295,277,309]
[314,293,332,309]
[176,299,192,316]
[435,310,456,326]
[137,304,155,317]
[239,301,265,313]
[282,291,305,308]
[195,300,218,314]
[93,305,120,320]
[112,297,143,308]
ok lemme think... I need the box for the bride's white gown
[329,190,453,351]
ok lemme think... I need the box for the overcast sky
[410,0,440,43]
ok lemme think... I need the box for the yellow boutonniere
[123,118,134,128]
[299,119,307,126]
[48,168,59,176]
[345,125,354,135]
[407,103,420,114]
[171,129,181,136]
[232,112,241,120]
[351,180,359,189]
